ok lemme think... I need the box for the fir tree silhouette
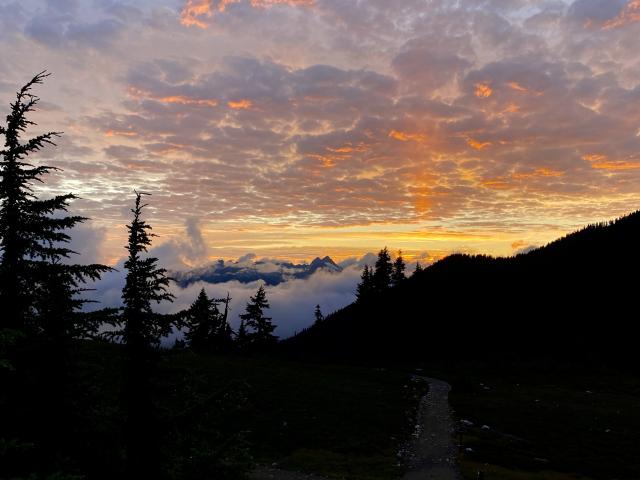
[314,304,324,325]
[120,191,174,480]
[0,73,111,473]
[184,287,220,350]
[372,247,393,292]
[0,71,110,334]
[236,319,249,349]
[413,261,423,276]
[356,265,374,301]
[239,285,277,349]
[392,250,406,286]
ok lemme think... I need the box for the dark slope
[285,211,640,367]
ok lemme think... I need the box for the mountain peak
[174,254,343,287]
[309,256,342,273]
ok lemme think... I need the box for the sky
[2,0,640,268]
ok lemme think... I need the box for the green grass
[436,367,640,480]
[34,341,640,480]
[161,352,426,480]
[70,343,426,480]
[460,460,594,480]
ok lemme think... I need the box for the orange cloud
[511,240,527,250]
[481,178,510,190]
[506,81,543,97]
[128,87,218,107]
[320,158,336,168]
[512,168,564,180]
[475,83,493,98]
[591,161,640,171]
[228,99,253,109]
[161,95,219,107]
[582,154,606,162]
[583,153,640,171]
[388,130,427,143]
[218,0,242,11]
[326,143,368,154]
[412,186,431,215]
[180,0,214,28]
[308,153,340,169]
[327,146,353,153]
[105,129,137,137]
[151,142,190,155]
[502,103,520,114]
[507,81,529,93]
[603,0,640,29]
[467,138,492,150]
[180,0,314,28]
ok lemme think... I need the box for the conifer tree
[372,247,393,292]
[392,250,406,286]
[236,319,249,349]
[0,72,111,476]
[413,262,423,276]
[184,288,220,350]
[120,191,173,479]
[0,71,109,334]
[239,285,277,348]
[122,192,174,348]
[314,304,324,325]
[356,265,374,301]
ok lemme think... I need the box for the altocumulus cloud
[3,0,640,261]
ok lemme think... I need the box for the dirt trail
[402,377,462,480]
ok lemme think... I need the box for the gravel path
[402,377,462,480]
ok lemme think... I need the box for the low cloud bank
[86,257,363,340]
[82,219,426,340]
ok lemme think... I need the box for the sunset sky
[2,0,640,266]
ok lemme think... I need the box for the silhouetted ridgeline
[285,211,640,367]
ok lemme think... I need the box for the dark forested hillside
[285,211,640,367]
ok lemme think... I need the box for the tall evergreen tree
[392,250,406,286]
[236,319,249,349]
[184,288,220,350]
[372,247,393,292]
[239,285,277,348]
[314,304,324,325]
[413,262,423,276]
[0,72,111,477]
[356,265,374,301]
[0,71,109,334]
[120,191,173,480]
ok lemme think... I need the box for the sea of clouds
[72,218,401,340]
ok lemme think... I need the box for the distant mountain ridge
[173,255,343,287]
[285,210,640,367]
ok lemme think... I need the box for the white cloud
[86,252,363,340]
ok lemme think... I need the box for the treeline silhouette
[0,74,277,479]
[286,214,640,369]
